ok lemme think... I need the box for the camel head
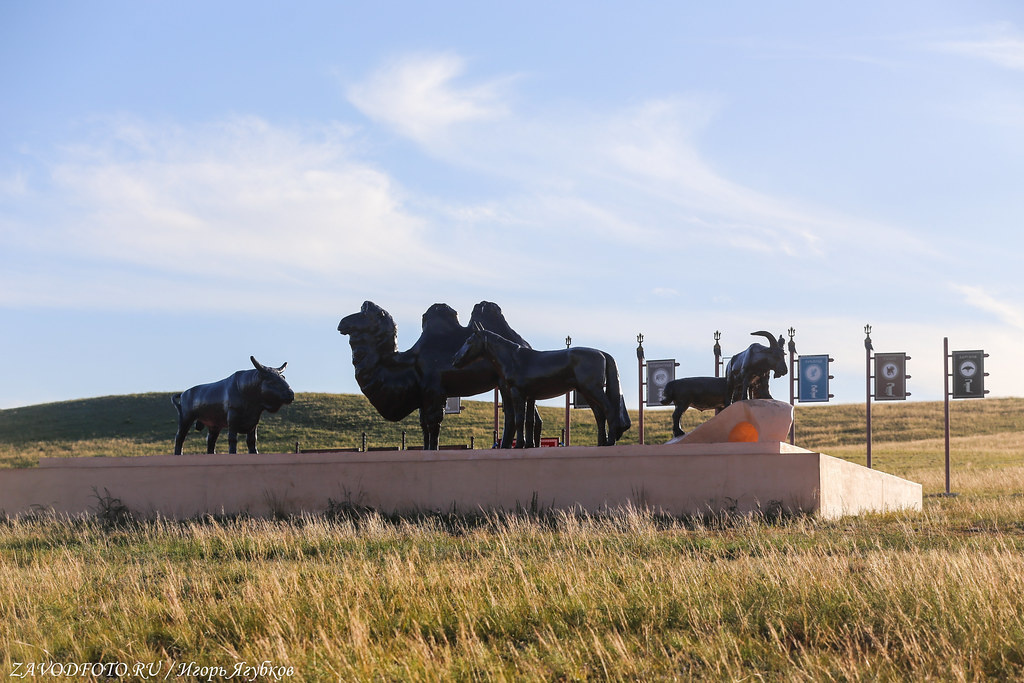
[338,301,398,353]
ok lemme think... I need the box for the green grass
[2,392,1022,474]
[2,394,1024,678]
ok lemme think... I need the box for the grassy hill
[4,394,1024,677]
[2,393,1023,480]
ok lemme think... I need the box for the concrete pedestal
[0,441,921,521]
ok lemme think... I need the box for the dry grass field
[1,395,1023,680]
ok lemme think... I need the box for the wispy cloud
[0,116,502,311]
[931,25,1024,71]
[953,284,1024,330]
[347,53,510,145]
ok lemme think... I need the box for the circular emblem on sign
[882,362,900,379]
[959,360,977,378]
[805,365,822,382]
[652,369,670,385]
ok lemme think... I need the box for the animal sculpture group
[660,331,788,437]
[170,301,784,452]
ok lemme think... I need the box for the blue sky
[2,1,1023,411]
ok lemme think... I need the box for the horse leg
[246,427,258,454]
[523,399,538,448]
[581,389,610,445]
[499,391,515,448]
[512,393,528,448]
[531,405,542,447]
[227,429,239,454]
[206,426,221,454]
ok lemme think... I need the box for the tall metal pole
[788,327,797,445]
[637,333,645,446]
[944,336,951,495]
[864,325,873,469]
[713,331,722,377]
[564,336,572,447]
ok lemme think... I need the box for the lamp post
[864,324,873,469]
[713,331,722,377]
[787,327,797,444]
[564,335,572,447]
[636,333,645,445]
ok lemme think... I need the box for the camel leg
[420,403,443,450]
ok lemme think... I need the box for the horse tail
[603,353,631,441]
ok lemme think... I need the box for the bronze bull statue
[172,356,294,454]
[725,331,787,404]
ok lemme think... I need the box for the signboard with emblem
[645,359,676,407]
[797,354,833,403]
[444,396,462,415]
[874,352,909,401]
[952,350,987,399]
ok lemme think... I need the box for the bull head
[251,356,294,411]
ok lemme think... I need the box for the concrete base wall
[0,442,921,520]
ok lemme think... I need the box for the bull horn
[276,362,287,372]
[251,356,266,372]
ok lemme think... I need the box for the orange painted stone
[667,399,794,445]
[728,421,759,442]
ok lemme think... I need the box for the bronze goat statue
[725,331,788,404]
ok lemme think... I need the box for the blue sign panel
[798,355,831,403]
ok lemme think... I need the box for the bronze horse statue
[337,300,542,450]
[452,326,631,447]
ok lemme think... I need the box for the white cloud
[347,53,509,145]
[934,29,1024,71]
[952,284,1024,331]
[1,116,504,311]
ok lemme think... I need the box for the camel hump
[422,303,461,332]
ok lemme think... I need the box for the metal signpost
[789,327,833,446]
[636,334,644,445]
[943,338,989,495]
[564,336,572,446]
[865,325,911,469]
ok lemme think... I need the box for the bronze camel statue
[337,300,542,450]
